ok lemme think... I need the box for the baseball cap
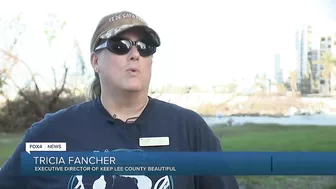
[90,11,161,53]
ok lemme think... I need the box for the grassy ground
[1,124,336,189]
[0,133,23,166]
[212,123,336,189]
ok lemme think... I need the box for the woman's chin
[123,83,143,92]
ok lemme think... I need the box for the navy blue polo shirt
[0,97,239,189]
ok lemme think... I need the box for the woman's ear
[91,53,99,73]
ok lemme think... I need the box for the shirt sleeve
[0,114,51,189]
[189,112,240,189]
[0,129,32,188]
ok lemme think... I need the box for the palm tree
[289,71,298,96]
[253,73,268,94]
[314,52,336,94]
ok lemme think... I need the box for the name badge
[139,137,170,147]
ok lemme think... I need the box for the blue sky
[0,0,336,92]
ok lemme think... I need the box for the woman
[0,11,239,189]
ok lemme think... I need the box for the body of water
[203,114,336,126]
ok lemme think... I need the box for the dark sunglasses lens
[109,40,131,55]
[137,41,156,56]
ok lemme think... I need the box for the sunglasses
[94,38,156,57]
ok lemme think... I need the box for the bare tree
[0,12,86,123]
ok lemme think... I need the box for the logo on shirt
[66,149,174,189]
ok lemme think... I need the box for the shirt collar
[93,96,154,125]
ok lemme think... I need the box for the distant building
[296,25,311,83]
[274,54,283,84]
[319,32,336,92]
[295,25,321,94]
[309,49,321,93]
[320,33,336,56]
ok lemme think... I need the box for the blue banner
[20,152,336,175]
